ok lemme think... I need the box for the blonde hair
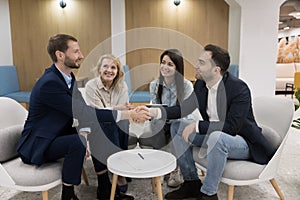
[93,54,125,90]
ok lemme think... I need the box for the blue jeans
[170,120,250,195]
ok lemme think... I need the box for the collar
[97,78,111,91]
[55,65,72,88]
[206,77,222,91]
[162,80,176,88]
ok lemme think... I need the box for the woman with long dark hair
[149,49,194,187]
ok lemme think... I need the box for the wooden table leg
[42,190,48,200]
[151,177,156,193]
[154,176,163,200]
[110,174,118,200]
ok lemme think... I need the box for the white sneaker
[167,166,183,188]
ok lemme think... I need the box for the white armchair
[193,96,294,200]
[0,97,62,200]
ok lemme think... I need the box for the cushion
[0,125,23,162]
[259,124,282,150]
[0,66,19,96]
[3,157,62,186]
[129,91,150,102]
[4,91,31,103]
[276,63,295,78]
[295,63,300,72]
[193,147,266,180]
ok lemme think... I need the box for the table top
[107,149,176,178]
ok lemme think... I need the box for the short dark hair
[47,34,78,62]
[204,44,230,75]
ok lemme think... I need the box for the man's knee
[72,135,86,155]
[206,131,224,149]
[170,120,192,137]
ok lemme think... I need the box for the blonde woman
[85,54,133,199]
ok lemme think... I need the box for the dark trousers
[138,119,171,149]
[44,134,86,185]
[90,120,129,172]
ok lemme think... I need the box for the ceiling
[279,0,300,30]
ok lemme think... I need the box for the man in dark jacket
[17,34,149,200]
[148,44,274,200]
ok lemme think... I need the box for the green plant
[292,89,300,129]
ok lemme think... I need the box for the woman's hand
[85,141,91,159]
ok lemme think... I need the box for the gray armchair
[0,97,62,200]
[193,96,294,200]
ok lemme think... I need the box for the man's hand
[79,131,90,159]
[129,106,151,123]
[85,141,91,159]
[182,122,196,142]
[149,108,159,118]
[79,131,89,139]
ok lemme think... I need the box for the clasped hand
[129,106,151,123]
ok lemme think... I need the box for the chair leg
[227,185,234,200]
[20,102,29,110]
[201,170,205,176]
[270,178,285,200]
[42,190,49,200]
[82,168,89,186]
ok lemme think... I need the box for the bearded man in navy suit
[148,44,275,200]
[17,34,149,200]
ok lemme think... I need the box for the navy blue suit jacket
[17,64,118,165]
[163,72,274,164]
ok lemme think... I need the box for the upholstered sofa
[276,63,300,93]
[0,66,31,103]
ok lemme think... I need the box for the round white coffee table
[107,149,176,200]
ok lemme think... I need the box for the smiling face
[63,40,84,69]
[195,50,219,82]
[160,55,176,79]
[99,58,118,85]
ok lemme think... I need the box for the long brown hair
[156,49,184,105]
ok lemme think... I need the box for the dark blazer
[17,64,118,165]
[163,72,274,164]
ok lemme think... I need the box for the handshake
[122,106,159,123]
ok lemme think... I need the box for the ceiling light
[174,0,180,6]
[60,0,66,8]
[288,11,300,19]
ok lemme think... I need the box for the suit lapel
[195,81,209,120]
[216,73,229,121]
[70,72,76,92]
[50,64,73,95]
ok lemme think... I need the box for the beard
[195,72,203,80]
[64,56,81,69]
